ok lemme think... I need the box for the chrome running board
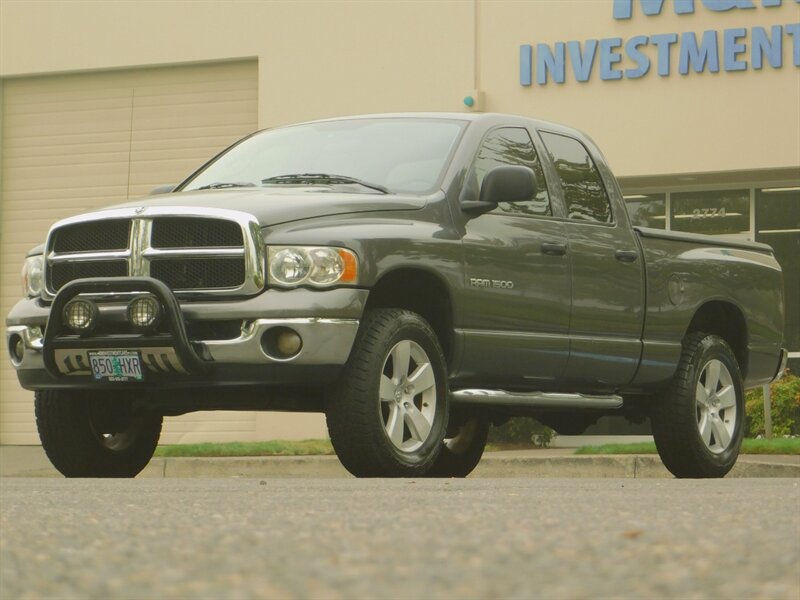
[451,389,623,410]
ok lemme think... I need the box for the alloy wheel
[379,340,438,452]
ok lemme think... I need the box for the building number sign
[692,207,727,219]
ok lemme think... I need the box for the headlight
[267,246,358,287]
[21,255,44,298]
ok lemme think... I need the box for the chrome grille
[50,261,128,292]
[44,207,264,298]
[151,217,243,248]
[150,258,245,289]
[52,219,131,252]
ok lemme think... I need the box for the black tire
[427,416,489,478]
[651,332,744,478]
[35,390,162,478]
[326,308,449,477]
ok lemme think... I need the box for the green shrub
[487,417,556,448]
[744,372,800,437]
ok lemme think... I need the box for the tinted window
[670,189,749,235]
[624,193,666,229]
[756,187,799,352]
[756,187,800,232]
[469,128,551,217]
[540,132,612,223]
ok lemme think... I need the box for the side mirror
[479,166,537,205]
[150,184,176,196]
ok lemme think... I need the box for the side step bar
[451,389,623,410]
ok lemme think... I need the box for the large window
[540,132,612,223]
[624,193,666,229]
[670,189,750,235]
[469,127,552,217]
[756,187,800,353]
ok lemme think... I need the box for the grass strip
[575,438,800,455]
[154,439,334,457]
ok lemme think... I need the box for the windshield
[180,118,466,194]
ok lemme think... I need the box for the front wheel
[35,390,162,478]
[326,309,449,477]
[650,332,744,478]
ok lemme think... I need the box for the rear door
[538,131,644,387]
[457,126,571,386]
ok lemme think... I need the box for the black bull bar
[42,277,208,378]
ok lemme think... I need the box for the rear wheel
[427,416,489,477]
[35,390,162,478]
[650,332,744,478]
[326,309,448,477]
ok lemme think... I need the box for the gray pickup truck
[6,113,787,479]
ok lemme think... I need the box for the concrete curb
[6,454,798,479]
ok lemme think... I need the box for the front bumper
[6,278,366,390]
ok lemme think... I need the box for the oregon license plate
[88,350,143,382]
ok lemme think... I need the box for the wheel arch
[685,300,749,378]
[365,267,455,366]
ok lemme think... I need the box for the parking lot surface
[1,478,798,599]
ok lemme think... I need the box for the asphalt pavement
[1,478,798,599]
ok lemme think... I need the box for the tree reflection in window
[470,128,552,217]
[540,132,612,224]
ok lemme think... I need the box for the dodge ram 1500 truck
[6,113,788,479]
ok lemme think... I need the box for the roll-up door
[1,60,258,444]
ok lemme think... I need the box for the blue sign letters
[521,0,800,86]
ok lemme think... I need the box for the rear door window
[540,132,612,223]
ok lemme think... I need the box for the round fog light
[127,296,161,329]
[63,299,97,333]
[9,334,24,365]
[277,330,303,357]
[261,327,303,360]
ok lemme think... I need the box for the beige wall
[2,1,797,178]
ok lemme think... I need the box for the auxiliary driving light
[127,295,162,330]
[9,334,24,365]
[63,299,98,333]
[277,329,303,357]
[261,327,303,360]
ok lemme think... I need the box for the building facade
[1,0,798,444]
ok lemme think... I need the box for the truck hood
[107,188,429,226]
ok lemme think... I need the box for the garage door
[1,60,259,444]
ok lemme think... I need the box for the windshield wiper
[261,173,388,194]
[196,182,256,190]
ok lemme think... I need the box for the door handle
[541,242,567,256]
[615,249,639,263]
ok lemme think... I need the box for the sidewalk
[2,445,798,479]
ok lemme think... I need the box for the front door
[457,127,571,387]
